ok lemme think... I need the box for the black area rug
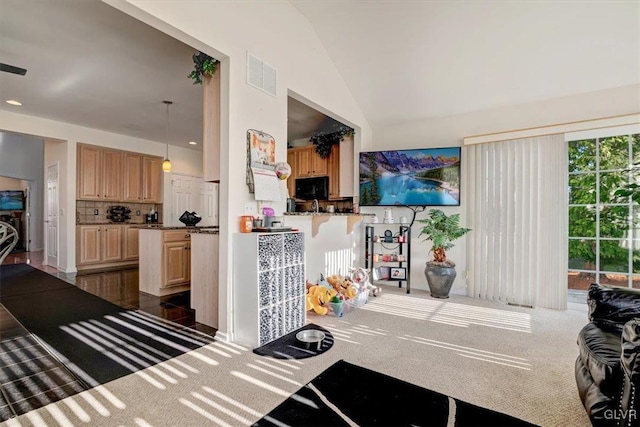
[254,360,538,427]
[0,264,212,387]
[253,323,334,359]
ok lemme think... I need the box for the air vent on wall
[247,52,277,97]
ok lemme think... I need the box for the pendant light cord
[163,100,172,158]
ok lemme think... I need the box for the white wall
[371,84,640,294]
[1,110,202,272]
[0,132,45,250]
[110,0,373,340]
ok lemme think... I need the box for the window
[568,133,640,290]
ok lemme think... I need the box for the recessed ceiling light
[188,141,198,145]
[6,100,22,106]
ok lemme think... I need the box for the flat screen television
[359,147,461,206]
[0,190,25,210]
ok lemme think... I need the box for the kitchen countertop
[76,222,154,226]
[284,212,373,216]
[135,225,219,233]
[76,223,219,234]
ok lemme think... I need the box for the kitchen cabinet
[78,143,162,203]
[139,229,192,296]
[102,149,124,201]
[291,145,328,178]
[123,225,139,260]
[76,225,101,264]
[76,145,102,200]
[233,232,306,347]
[142,156,163,203]
[328,136,354,199]
[77,145,123,201]
[123,153,143,201]
[76,224,133,270]
[102,224,123,262]
[164,243,190,287]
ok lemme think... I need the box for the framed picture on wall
[390,267,406,280]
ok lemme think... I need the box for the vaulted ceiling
[1,1,637,148]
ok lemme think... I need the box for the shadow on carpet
[0,264,214,388]
[254,360,537,427]
[253,323,334,359]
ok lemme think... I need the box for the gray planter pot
[424,262,456,298]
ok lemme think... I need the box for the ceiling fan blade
[0,63,27,76]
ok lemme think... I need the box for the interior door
[171,174,199,226]
[45,163,58,267]
[199,181,218,226]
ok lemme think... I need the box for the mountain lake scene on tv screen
[359,148,460,206]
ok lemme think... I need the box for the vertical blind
[464,134,568,310]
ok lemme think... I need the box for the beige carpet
[5,286,590,427]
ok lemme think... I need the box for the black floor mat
[0,264,213,388]
[253,323,334,359]
[254,360,537,427]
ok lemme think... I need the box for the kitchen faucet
[312,199,319,213]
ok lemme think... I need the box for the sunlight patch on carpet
[361,293,532,333]
[400,334,532,370]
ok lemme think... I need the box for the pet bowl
[295,329,325,350]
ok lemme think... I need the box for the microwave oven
[295,176,329,200]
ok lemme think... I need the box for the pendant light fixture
[162,100,173,173]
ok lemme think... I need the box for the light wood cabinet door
[163,241,189,287]
[102,225,123,262]
[294,146,328,178]
[102,149,124,201]
[123,153,143,201]
[123,225,139,260]
[77,145,102,200]
[142,156,163,203]
[296,147,313,177]
[312,148,328,176]
[77,225,101,264]
[328,143,340,199]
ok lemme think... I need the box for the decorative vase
[424,262,456,298]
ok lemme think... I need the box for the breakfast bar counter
[284,213,367,282]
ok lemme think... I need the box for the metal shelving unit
[365,224,411,293]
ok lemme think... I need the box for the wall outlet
[243,202,258,216]
[136,210,141,216]
[94,209,99,215]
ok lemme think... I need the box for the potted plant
[309,125,355,159]
[188,51,218,84]
[416,209,471,298]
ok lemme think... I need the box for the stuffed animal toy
[305,285,337,315]
[326,274,352,293]
[350,267,381,297]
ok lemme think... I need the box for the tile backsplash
[76,201,162,224]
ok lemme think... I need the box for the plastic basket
[346,288,369,310]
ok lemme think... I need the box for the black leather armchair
[575,283,640,427]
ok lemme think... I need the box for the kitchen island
[138,226,219,302]
[284,213,367,283]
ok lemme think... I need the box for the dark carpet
[254,360,537,427]
[0,264,213,388]
[253,323,334,359]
